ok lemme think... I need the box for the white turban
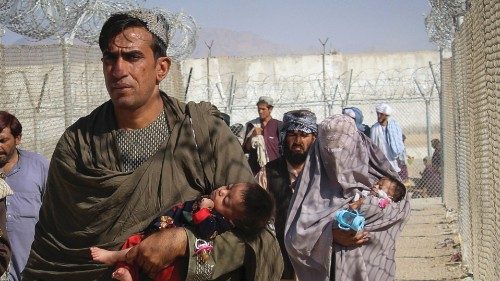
[376,103,392,115]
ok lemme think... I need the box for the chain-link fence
[0,44,444,198]
[438,0,499,279]
[224,97,443,198]
[182,56,444,198]
[0,43,184,158]
[0,2,497,280]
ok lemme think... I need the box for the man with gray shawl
[23,9,283,281]
[256,109,318,280]
[285,114,411,281]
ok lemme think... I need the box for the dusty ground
[395,198,470,281]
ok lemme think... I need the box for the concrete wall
[179,51,440,127]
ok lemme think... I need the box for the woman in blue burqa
[284,114,411,281]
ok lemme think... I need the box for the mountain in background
[191,27,320,58]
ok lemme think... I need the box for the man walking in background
[0,111,49,281]
[256,109,317,280]
[243,96,282,174]
[370,103,405,174]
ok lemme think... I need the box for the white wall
[180,51,440,127]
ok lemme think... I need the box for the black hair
[220,113,230,126]
[230,123,244,135]
[232,183,275,241]
[98,13,167,59]
[390,178,406,202]
[256,101,273,109]
[0,111,22,137]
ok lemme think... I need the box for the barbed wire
[68,0,143,44]
[163,10,198,61]
[0,1,198,60]
[0,1,143,41]
[425,0,467,49]
[185,65,439,108]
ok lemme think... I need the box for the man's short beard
[284,144,309,166]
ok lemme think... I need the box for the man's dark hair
[256,101,273,109]
[230,123,244,136]
[99,13,167,59]
[220,113,230,126]
[233,183,274,241]
[0,111,22,138]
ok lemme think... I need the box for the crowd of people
[0,8,443,281]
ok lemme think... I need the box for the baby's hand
[199,198,215,210]
[349,198,364,210]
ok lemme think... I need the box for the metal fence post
[415,78,433,156]
[343,69,353,108]
[0,26,4,106]
[425,99,432,157]
[205,40,213,102]
[62,38,73,128]
[227,75,235,115]
[319,38,329,117]
[184,67,193,102]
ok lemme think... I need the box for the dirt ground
[395,198,470,281]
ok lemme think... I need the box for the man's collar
[260,116,273,124]
[286,160,305,177]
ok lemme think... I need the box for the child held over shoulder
[90,182,274,281]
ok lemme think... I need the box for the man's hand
[125,227,188,278]
[332,229,370,247]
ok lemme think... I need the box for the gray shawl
[285,125,411,281]
[23,94,283,280]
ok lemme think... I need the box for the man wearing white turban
[370,103,405,173]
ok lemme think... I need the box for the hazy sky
[145,0,437,53]
[1,0,437,54]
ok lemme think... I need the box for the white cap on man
[375,103,392,115]
[257,96,274,107]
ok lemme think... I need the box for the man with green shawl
[23,9,283,281]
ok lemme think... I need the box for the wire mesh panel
[0,44,182,158]
[1,11,498,277]
[0,46,444,196]
[180,54,443,199]
[453,13,474,271]
[446,0,500,279]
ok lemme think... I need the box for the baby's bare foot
[112,267,133,281]
[90,246,118,265]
